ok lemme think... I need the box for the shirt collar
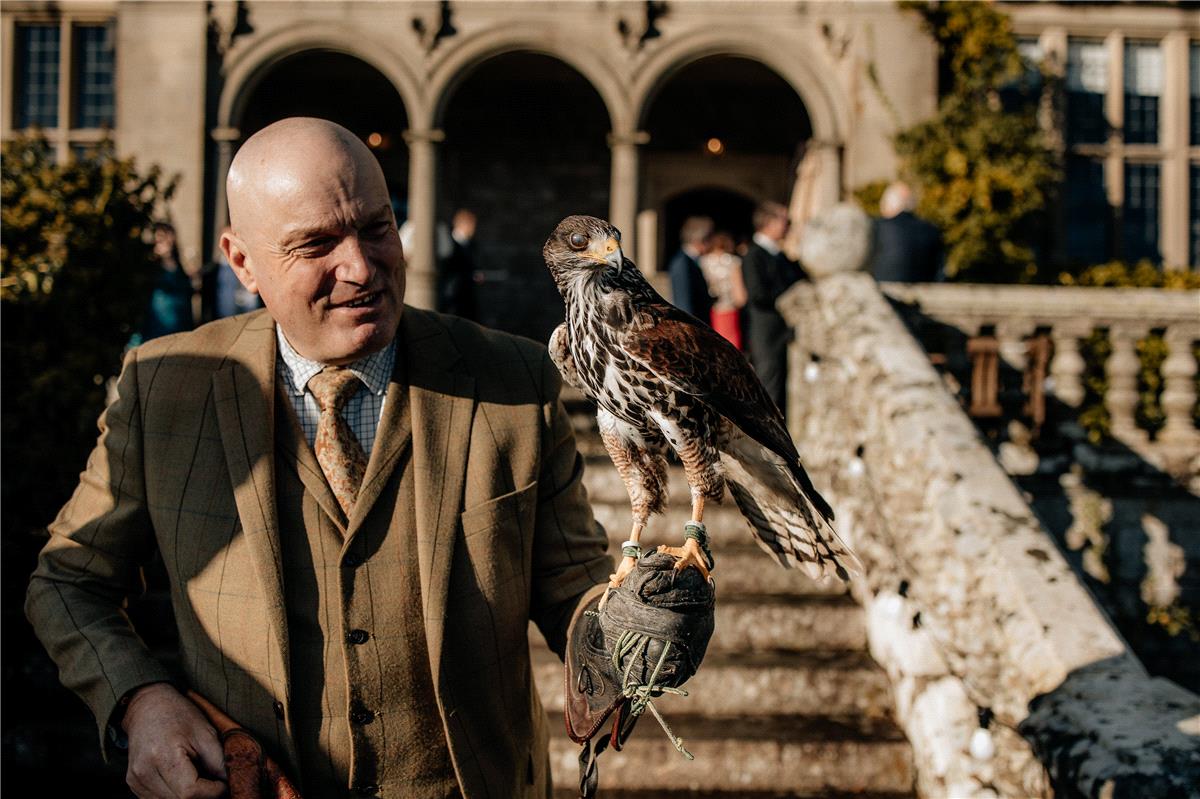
[753,231,781,256]
[275,324,396,398]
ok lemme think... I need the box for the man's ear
[221,230,259,294]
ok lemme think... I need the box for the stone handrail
[777,205,1200,798]
[880,282,1200,477]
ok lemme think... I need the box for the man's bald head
[219,117,404,365]
[227,118,387,244]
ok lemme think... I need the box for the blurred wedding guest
[742,201,806,412]
[438,208,479,320]
[206,226,263,320]
[668,215,715,321]
[870,181,943,283]
[133,222,194,344]
[699,230,747,350]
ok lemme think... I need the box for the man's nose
[334,236,375,284]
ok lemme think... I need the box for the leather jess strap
[186,690,303,799]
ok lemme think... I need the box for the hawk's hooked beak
[602,237,622,273]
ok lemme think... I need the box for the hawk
[543,215,861,589]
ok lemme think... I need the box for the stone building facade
[1,1,1197,339]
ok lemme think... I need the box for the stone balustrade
[880,282,1200,478]
[776,204,1200,798]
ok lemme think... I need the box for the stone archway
[209,26,419,260]
[235,50,410,201]
[638,55,813,272]
[436,51,611,343]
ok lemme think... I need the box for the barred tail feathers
[719,436,862,581]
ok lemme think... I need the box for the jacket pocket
[458,480,538,613]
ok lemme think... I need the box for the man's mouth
[335,291,381,309]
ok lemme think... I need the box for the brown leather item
[186,691,303,799]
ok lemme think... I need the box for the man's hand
[121,682,228,799]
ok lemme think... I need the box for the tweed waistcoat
[275,385,459,798]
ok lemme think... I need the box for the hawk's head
[543,215,625,285]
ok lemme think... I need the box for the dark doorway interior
[642,55,812,157]
[238,51,410,208]
[662,187,756,266]
[439,52,610,344]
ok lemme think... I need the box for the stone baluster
[1105,325,1148,443]
[1048,322,1090,408]
[1159,324,1200,448]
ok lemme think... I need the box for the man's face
[223,155,405,365]
[764,214,789,243]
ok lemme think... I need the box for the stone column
[787,140,842,255]
[210,126,240,253]
[608,130,648,255]
[403,128,444,310]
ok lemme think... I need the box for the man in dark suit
[438,208,479,320]
[667,215,714,322]
[741,201,806,413]
[870,182,943,283]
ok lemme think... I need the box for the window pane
[74,24,115,128]
[1190,43,1199,147]
[15,24,61,129]
[1002,36,1043,111]
[1067,40,1107,145]
[1064,156,1110,265]
[1190,164,1199,268]
[1123,162,1161,264]
[1123,41,1161,145]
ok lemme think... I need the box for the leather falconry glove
[564,551,715,798]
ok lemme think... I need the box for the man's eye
[364,222,392,238]
[297,237,336,254]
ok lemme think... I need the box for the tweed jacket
[25,306,613,797]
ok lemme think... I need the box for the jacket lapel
[345,349,413,536]
[211,313,294,740]
[274,390,348,536]
[402,309,475,686]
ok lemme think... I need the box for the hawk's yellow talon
[657,539,711,580]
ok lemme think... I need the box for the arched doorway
[438,51,610,342]
[640,55,811,270]
[236,50,409,212]
[662,186,756,256]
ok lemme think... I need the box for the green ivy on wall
[893,1,1060,283]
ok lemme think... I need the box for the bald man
[26,118,612,798]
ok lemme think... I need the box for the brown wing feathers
[621,301,834,523]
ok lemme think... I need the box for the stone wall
[777,205,1200,798]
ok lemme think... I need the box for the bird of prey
[543,215,862,589]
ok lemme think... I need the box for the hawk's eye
[568,232,589,251]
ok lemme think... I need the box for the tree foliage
[894,1,1059,282]
[1,135,175,540]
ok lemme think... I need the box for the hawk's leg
[597,409,668,590]
[650,412,722,580]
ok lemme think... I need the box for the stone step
[710,595,867,652]
[547,713,915,796]
[533,646,893,718]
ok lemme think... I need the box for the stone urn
[798,203,873,280]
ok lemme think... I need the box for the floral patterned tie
[308,366,368,519]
